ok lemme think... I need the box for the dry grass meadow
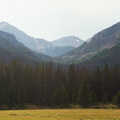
[0,109,120,120]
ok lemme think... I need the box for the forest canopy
[0,60,120,108]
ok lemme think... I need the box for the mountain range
[0,21,119,68]
[0,30,51,64]
[58,22,120,67]
[0,22,83,57]
[51,36,84,47]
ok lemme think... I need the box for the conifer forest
[0,60,120,108]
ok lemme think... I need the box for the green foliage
[102,93,109,104]
[101,64,111,100]
[77,77,92,108]
[112,95,117,105]
[52,83,69,107]
[116,91,120,108]
[0,60,120,108]
[91,90,98,105]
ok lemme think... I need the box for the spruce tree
[101,64,111,101]
[77,77,92,108]
[116,91,120,108]
[102,93,109,104]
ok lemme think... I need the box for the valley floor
[0,109,120,120]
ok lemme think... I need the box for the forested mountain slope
[58,22,120,65]
[0,30,51,64]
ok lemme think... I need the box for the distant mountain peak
[0,21,7,24]
[59,22,120,64]
[51,36,84,47]
[115,22,120,25]
[0,22,79,56]
[0,21,53,53]
[0,21,8,28]
[0,21,13,27]
[58,35,81,40]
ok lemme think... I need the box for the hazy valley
[0,21,120,109]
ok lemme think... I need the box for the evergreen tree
[116,91,120,108]
[52,83,69,107]
[7,65,15,107]
[60,84,69,106]
[18,88,26,108]
[77,75,92,108]
[0,59,120,108]
[91,90,98,105]
[101,64,111,100]
[112,95,117,105]
[68,64,77,103]
[92,67,102,101]
[102,93,109,104]
[111,65,120,98]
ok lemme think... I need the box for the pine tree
[92,67,102,101]
[101,64,111,101]
[111,65,120,98]
[116,91,120,108]
[68,64,77,103]
[102,93,109,104]
[112,95,117,105]
[7,63,15,107]
[91,90,98,105]
[77,75,92,108]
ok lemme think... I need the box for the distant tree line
[0,60,120,108]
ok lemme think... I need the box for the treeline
[0,60,120,108]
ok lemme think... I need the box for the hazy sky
[0,0,120,41]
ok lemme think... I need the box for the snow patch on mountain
[76,39,80,42]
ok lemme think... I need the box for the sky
[0,0,120,41]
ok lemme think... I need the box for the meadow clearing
[0,109,120,120]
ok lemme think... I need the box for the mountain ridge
[0,21,53,52]
[0,21,83,57]
[58,22,120,65]
[51,36,84,47]
[79,41,120,68]
[0,30,52,64]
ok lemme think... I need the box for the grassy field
[0,109,120,120]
